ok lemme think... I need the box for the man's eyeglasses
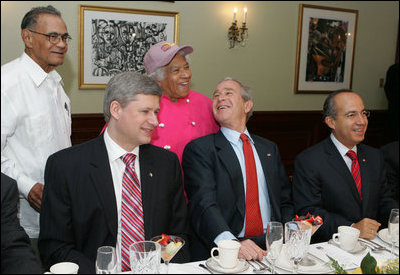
[28,29,72,44]
[344,110,371,120]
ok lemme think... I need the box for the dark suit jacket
[38,135,190,274]
[182,130,294,261]
[381,140,399,202]
[293,137,398,242]
[1,173,42,274]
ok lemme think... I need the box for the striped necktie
[120,153,145,271]
[346,150,362,199]
[240,134,264,237]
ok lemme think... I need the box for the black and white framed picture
[79,5,179,89]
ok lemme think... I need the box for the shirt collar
[103,128,140,162]
[221,127,254,145]
[21,52,62,87]
[330,133,357,156]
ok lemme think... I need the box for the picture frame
[79,5,179,89]
[294,4,358,94]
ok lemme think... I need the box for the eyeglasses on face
[344,110,371,119]
[28,29,72,44]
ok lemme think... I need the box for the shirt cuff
[214,231,238,245]
[17,173,37,199]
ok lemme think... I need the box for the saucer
[205,257,249,274]
[328,239,367,254]
[378,228,399,247]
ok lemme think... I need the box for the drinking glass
[266,221,283,274]
[285,221,312,274]
[388,208,399,259]
[130,241,161,274]
[95,246,117,274]
[150,235,185,274]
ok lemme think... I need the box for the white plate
[205,257,249,274]
[328,239,367,254]
[275,244,333,274]
[378,228,399,247]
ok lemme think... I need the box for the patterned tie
[121,153,145,272]
[240,134,264,237]
[346,150,362,199]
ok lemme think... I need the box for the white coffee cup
[45,262,79,274]
[332,226,360,251]
[211,239,241,269]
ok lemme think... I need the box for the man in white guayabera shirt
[1,5,72,265]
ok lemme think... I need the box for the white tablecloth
[167,235,397,274]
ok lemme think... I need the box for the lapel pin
[149,172,153,177]
[362,158,366,162]
[267,153,272,157]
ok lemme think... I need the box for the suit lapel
[357,145,370,212]
[215,131,246,220]
[324,138,361,205]
[89,136,118,239]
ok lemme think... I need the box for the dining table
[164,231,398,274]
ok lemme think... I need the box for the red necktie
[240,134,264,237]
[346,150,362,199]
[121,153,145,272]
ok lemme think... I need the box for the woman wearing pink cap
[100,41,219,198]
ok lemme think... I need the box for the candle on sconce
[244,8,248,23]
[233,8,237,23]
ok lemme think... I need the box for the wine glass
[266,221,283,274]
[285,221,312,274]
[150,234,185,274]
[388,208,399,259]
[95,246,117,274]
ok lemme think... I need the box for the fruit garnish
[157,233,171,246]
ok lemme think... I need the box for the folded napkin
[308,242,367,270]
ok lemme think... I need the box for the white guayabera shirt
[1,52,71,238]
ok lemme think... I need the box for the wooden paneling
[71,110,389,177]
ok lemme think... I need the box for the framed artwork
[79,5,179,89]
[294,4,358,94]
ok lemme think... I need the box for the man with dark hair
[1,5,72,264]
[39,71,190,273]
[293,89,398,242]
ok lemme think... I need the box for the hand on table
[352,218,381,239]
[238,239,267,261]
[28,182,44,212]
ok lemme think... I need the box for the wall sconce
[228,7,248,48]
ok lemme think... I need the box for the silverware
[359,238,399,256]
[255,259,272,272]
[247,260,267,273]
[198,263,213,274]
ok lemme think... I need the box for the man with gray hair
[1,5,72,264]
[182,77,293,261]
[39,71,190,273]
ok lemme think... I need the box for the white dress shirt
[103,128,141,273]
[330,133,357,172]
[1,52,71,238]
[214,127,271,244]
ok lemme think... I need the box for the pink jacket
[151,90,220,163]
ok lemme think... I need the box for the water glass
[388,208,399,259]
[285,221,312,274]
[95,246,117,274]
[130,241,161,274]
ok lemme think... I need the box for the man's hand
[238,239,267,261]
[352,218,381,239]
[28,183,44,212]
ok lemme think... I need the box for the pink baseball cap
[144,41,193,74]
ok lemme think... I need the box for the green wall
[1,1,398,114]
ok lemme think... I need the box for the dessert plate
[378,228,399,247]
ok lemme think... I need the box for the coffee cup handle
[332,233,340,245]
[211,247,220,264]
